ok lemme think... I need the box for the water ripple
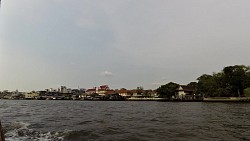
[1,100,250,140]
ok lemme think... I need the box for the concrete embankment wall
[203,97,250,102]
[127,97,166,101]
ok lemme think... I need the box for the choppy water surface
[0,100,250,141]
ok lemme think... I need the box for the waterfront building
[86,88,96,95]
[96,89,107,96]
[61,86,68,93]
[99,85,110,90]
[175,85,195,100]
[118,89,129,97]
[105,90,115,95]
[130,90,140,97]
[25,92,39,99]
[96,85,110,96]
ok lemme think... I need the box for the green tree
[243,68,250,89]
[197,74,217,97]
[136,86,144,95]
[187,82,198,88]
[244,87,250,97]
[196,65,250,97]
[212,72,231,97]
[223,65,250,97]
[187,82,198,93]
[156,82,179,98]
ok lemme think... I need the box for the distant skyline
[1,0,250,91]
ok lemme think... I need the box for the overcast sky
[1,0,250,91]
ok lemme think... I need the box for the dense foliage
[156,65,250,98]
[156,82,179,98]
[197,65,250,97]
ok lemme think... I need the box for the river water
[0,100,250,141]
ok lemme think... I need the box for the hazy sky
[1,0,250,91]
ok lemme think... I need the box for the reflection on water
[1,100,250,141]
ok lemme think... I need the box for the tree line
[157,65,250,98]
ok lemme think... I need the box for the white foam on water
[4,121,66,141]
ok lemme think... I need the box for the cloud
[100,71,113,77]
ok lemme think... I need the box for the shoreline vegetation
[0,65,250,102]
[156,65,250,101]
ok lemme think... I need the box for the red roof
[99,85,109,90]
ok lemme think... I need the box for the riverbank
[128,97,250,102]
[203,97,250,102]
[2,97,250,102]
[126,97,166,101]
